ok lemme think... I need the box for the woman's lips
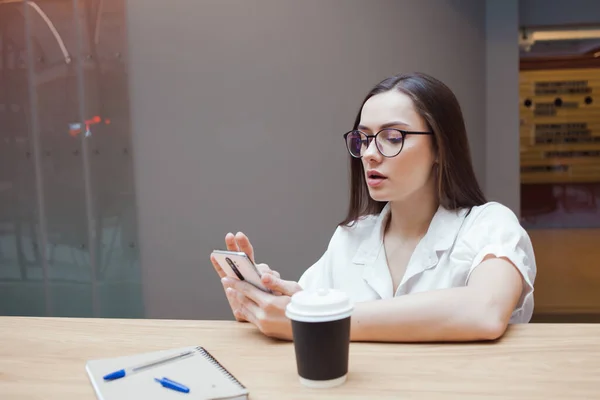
[366,170,387,187]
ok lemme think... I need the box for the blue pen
[103,349,196,381]
[155,377,190,393]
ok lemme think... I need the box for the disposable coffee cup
[285,288,353,389]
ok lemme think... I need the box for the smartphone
[211,250,271,293]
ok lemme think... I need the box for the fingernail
[262,274,271,283]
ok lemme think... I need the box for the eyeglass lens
[346,129,404,157]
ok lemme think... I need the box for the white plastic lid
[285,288,353,323]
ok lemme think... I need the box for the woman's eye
[383,136,403,144]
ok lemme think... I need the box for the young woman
[210,72,536,342]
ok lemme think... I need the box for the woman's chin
[367,190,389,202]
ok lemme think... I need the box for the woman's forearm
[350,287,507,343]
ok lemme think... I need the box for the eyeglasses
[343,129,433,158]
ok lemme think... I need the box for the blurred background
[0,0,599,322]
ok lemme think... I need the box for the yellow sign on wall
[519,68,600,184]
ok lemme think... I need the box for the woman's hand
[222,272,303,340]
[210,232,280,321]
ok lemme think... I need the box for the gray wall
[126,0,487,320]
[485,0,520,214]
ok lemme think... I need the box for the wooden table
[1,317,599,399]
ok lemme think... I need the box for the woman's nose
[363,138,381,161]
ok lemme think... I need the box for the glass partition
[0,0,143,318]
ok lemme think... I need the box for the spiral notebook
[85,345,248,400]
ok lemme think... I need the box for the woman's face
[358,90,436,203]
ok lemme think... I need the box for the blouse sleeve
[297,227,341,290]
[298,251,330,290]
[462,203,537,323]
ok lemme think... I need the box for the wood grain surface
[1,317,599,399]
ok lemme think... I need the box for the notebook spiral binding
[195,346,246,389]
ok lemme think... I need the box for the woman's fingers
[255,263,280,279]
[255,264,282,293]
[261,274,303,297]
[234,232,255,263]
[219,232,259,322]
[219,231,272,316]
[225,278,271,309]
[224,284,247,322]
[225,232,240,252]
[224,231,255,264]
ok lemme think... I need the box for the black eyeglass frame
[343,128,433,158]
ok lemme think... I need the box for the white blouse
[298,201,537,323]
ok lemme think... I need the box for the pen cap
[103,369,126,380]
[155,377,190,393]
[285,288,353,323]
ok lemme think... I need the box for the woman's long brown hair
[340,72,486,227]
